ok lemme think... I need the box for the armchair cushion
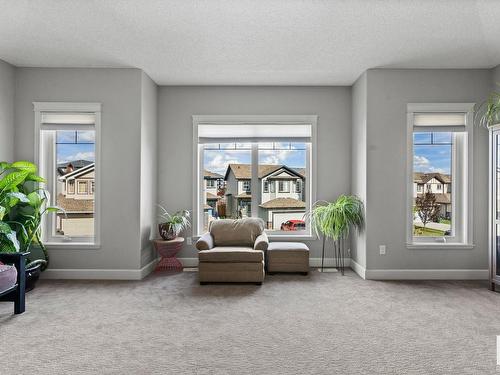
[254,232,269,251]
[0,264,17,292]
[210,218,265,247]
[199,247,264,263]
[196,232,214,250]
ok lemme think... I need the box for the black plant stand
[320,237,345,275]
[334,239,345,275]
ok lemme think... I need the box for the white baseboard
[179,257,350,268]
[364,268,488,280]
[41,258,486,281]
[349,259,366,279]
[41,258,159,280]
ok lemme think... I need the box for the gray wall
[363,69,491,270]
[14,68,144,270]
[158,86,352,259]
[493,64,500,90]
[140,72,158,267]
[350,72,367,268]
[0,59,15,162]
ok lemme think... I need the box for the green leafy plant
[157,205,191,240]
[0,160,63,270]
[475,91,500,128]
[305,195,364,273]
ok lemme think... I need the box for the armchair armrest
[254,232,269,251]
[196,233,214,250]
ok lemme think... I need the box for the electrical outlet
[347,248,351,257]
[187,237,192,245]
[379,245,386,255]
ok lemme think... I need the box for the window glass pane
[432,132,452,144]
[413,132,452,237]
[413,133,431,144]
[202,143,251,232]
[258,142,307,232]
[55,129,95,238]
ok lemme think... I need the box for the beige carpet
[1,270,499,374]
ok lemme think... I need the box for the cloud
[205,152,243,175]
[413,155,430,169]
[259,149,293,165]
[414,154,448,174]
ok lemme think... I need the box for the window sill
[406,243,474,250]
[45,242,101,250]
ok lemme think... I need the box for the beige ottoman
[267,242,309,275]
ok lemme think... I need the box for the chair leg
[14,253,26,314]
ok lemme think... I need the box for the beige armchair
[196,218,268,284]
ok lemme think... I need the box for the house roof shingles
[225,164,305,180]
[204,170,223,179]
[259,197,306,209]
[414,172,451,184]
[415,193,451,204]
[57,194,94,213]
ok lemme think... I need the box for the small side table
[153,237,184,272]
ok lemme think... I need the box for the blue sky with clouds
[204,143,306,175]
[413,133,451,174]
[56,131,95,164]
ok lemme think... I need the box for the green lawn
[439,218,451,225]
[413,225,445,236]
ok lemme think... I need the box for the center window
[194,117,315,237]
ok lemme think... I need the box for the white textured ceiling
[1,0,499,85]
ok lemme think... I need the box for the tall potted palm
[305,195,364,274]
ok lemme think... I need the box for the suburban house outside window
[242,180,251,192]
[407,103,473,247]
[295,180,301,193]
[34,102,101,247]
[278,180,289,193]
[78,181,88,194]
[194,115,316,238]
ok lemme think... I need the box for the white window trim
[34,102,101,249]
[192,115,317,240]
[406,103,474,249]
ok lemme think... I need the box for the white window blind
[413,113,466,132]
[198,123,312,143]
[41,112,96,130]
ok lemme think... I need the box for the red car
[280,220,306,231]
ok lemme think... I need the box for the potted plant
[0,161,64,291]
[305,195,364,274]
[157,205,191,240]
[475,91,500,128]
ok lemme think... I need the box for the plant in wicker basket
[157,205,191,240]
